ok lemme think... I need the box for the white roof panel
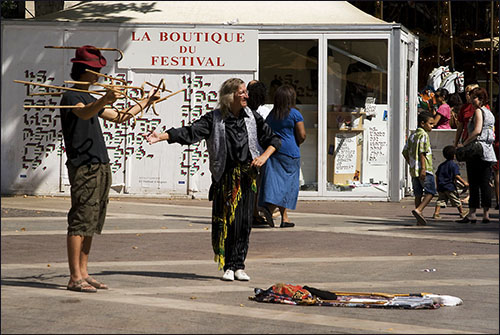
[33,1,387,25]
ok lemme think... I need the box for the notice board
[327,130,363,184]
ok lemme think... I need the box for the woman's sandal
[67,279,97,293]
[259,206,275,228]
[456,217,476,224]
[84,276,109,289]
[252,216,269,227]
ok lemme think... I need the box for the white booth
[1,1,419,201]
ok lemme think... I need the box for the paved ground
[1,195,498,334]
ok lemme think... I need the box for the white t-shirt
[256,105,271,120]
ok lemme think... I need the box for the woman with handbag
[456,87,496,223]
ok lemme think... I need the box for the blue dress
[259,108,304,210]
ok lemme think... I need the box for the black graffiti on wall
[21,69,161,173]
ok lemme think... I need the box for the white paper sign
[368,126,388,165]
[118,28,258,70]
[334,133,357,174]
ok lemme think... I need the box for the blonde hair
[465,84,479,92]
[218,78,244,115]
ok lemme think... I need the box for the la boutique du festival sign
[118,28,258,70]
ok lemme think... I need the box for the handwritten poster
[334,133,357,174]
[368,126,388,165]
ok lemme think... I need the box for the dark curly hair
[418,111,434,126]
[247,80,267,111]
[470,87,489,106]
[442,145,456,160]
[435,88,449,102]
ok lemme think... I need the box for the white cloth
[327,60,342,106]
[256,105,271,120]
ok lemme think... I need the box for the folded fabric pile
[249,283,462,309]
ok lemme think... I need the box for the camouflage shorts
[67,163,111,236]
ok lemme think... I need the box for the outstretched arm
[70,89,120,120]
[100,88,161,123]
[146,130,169,144]
[144,111,213,146]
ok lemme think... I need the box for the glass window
[326,39,388,189]
[259,39,318,191]
[328,39,388,108]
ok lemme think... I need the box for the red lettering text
[132,31,151,41]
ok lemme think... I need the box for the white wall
[2,23,418,201]
[1,23,253,196]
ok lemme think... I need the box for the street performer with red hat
[61,45,160,293]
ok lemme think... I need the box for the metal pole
[489,1,494,104]
[437,2,441,66]
[448,1,455,70]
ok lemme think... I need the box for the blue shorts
[412,173,437,197]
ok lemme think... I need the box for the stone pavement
[1,195,499,334]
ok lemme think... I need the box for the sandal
[259,206,275,228]
[252,216,269,227]
[84,276,108,289]
[67,279,97,293]
[411,209,427,226]
[280,222,295,228]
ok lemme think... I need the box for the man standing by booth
[61,45,160,292]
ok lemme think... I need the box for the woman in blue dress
[259,85,306,227]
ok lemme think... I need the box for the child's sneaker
[460,210,469,218]
[432,214,441,220]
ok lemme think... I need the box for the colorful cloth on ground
[211,162,257,270]
[250,284,452,309]
[402,127,433,177]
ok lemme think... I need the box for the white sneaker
[222,269,234,281]
[234,269,250,281]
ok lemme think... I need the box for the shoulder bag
[456,107,484,162]
[456,141,483,161]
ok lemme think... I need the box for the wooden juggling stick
[45,45,124,62]
[14,80,105,96]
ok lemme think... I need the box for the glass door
[259,37,319,193]
[325,38,389,195]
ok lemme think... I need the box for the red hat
[71,45,107,68]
